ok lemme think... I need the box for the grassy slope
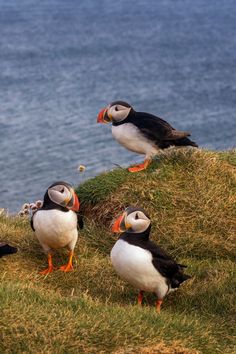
[1,149,235,354]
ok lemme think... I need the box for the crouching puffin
[31,181,83,275]
[97,101,198,172]
[110,206,191,312]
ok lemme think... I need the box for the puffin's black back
[120,227,191,288]
[114,110,198,148]
[0,243,17,258]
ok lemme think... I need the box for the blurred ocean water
[0,0,235,212]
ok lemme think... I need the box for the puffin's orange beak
[97,108,111,124]
[112,212,131,233]
[70,192,80,212]
[112,214,124,233]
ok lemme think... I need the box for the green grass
[1,149,235,353]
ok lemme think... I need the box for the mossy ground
[1,149,235,353]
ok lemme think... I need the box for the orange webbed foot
[39,265,56,275]
[39,253,55,275]
[128,159,151,173]
[59,263,74,272]
[59,251,74,272]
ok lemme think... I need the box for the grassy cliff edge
[0,149,235,353]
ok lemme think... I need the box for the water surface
[0,0,235,212]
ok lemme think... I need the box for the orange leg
[128,159,151,173]
[39,253,56,275]
[60,251,74,272]
[137,290,144,305]
[156,299,163,313]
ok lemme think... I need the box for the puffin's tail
[172,136,198,148]
[0,243,18,258]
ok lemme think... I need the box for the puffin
[110,206,191,312]
[31,181,83,275]
[0,243,17,258]
[97,101,198,172]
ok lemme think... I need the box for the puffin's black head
[97,101,133,124]
[112,206,151,234]
[43,181,80,212]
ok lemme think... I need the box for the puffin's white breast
[112,123,158,157]
[110,239,168,298]
[33,209,78,250]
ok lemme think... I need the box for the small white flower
[22,203,30,210]
[35,200,43,208]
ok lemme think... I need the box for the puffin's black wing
[144,240,191,287]
[144,240,179,276]
[121,233,180,277]
[127,112,173,140]
[127,112,197,148]
[120,233,191,287]
[77,213,84,230]
[0,243,17,258]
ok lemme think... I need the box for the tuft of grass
[1,149,236,353]
[218,148,236,166]
[76,168,130,205]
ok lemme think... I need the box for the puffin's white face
[112,207,151,234]
[48,184,72,206]
[125,210,151,233]
[107,103,131,123]
[45,181,80,211]
[97,101,132,124]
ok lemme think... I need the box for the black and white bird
[0,243,17,258]
[31,181,83,275]
[97,101,198,172]
[111,206,191,312]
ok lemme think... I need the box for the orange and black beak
[112,212,131,233]
[67,191,80,212]
[97,107,112,124]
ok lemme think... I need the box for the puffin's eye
[135,213,139,220]
[61,188,64,193]
[115,106,119,111]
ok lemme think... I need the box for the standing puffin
[31,181,83,275]
[97,101,198,172]
[111,206,191,312]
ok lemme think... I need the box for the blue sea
[0,0,235,212]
